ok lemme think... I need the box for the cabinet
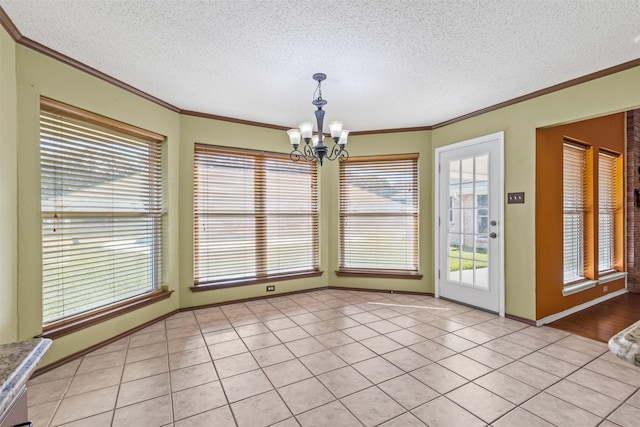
[0,338,50,427]
[0,388,28,427]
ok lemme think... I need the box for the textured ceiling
[2,0,640,131]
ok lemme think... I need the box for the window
[598,151,622,273]
[40,98,165,330]
[563,142,624,286]
[193,145,319,288]
[338,154,420,276]
[563,143,587,283]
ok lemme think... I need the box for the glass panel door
[437,132,503,314]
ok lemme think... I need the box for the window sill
[335,269,423,280]
[562,271,627,296]
[598,271,627,284]
[562,280,598,296]
[191,270,324,292]
[41,289,174,339]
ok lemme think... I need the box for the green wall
[14,45,182,364]
[2,23,640,364]
[0,27,18,344]
[177,120,431,306]
[432,67,640,320]
[177,115,328,308]
[327,131,433,292]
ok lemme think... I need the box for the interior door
[436,132,504,314]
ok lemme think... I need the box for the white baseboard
[536,288,628,326]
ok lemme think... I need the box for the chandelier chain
[313,80,322,103]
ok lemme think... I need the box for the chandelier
[287,73,349,165]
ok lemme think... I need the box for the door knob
[490,220,497,226]
[489,232,497,238]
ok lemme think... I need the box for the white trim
[497,133,505,318]
[562,272,627,296]
[562,280,597,296]
[433,148,440,298]
[536,288,628,326]
[434,150,441,300]
[434,131,505,317]
[598,271,627,284]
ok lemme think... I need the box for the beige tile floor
[26,289,640,426]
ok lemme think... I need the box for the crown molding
[21,35,180,112]
[432,57,640,129]
[350,126,433,136]
[2,6,640,135]
[0,5,19,41]
[180,109,288,131]
[0,6,180,113]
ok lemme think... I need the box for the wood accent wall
[536,113,626,319]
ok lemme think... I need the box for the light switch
[507,192,525,204]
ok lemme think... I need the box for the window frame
[598,149,623,275]
[337,153,421,279]
[563,141,589,284]
[562,139,625,293]
[192,144,321,291]
[39,98,170,339]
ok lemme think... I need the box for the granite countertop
[608,321,640,367]
[0,338,52,417]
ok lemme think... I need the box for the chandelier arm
[325,143,340,161]
[327,143,349,160]
[290,149,304,162]
[302,143,316,161]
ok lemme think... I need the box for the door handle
[489,232,497,238]
[490,220,497,226]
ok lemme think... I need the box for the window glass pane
[563,143,586,282]
[193,146,318,285]
[475,155,489,183]
[449,258,461,281]
[195,215,256,283]
[461,158,474,184]
[40,105,163,325]
[476,193,488,208]
[476,209,488,234]
[339,155,419,272]
[449,160,460,186]
[598,152,619,272]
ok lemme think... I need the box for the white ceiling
[2,0,640,132]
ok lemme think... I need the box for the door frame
[434,131,505,316]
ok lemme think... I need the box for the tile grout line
[163,318,178,426]
[199,307,240,427]
[27,290,640,427]
[472,333,619,425]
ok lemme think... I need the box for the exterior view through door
[436,132,504,315]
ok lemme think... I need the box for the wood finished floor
[548,291,640,343]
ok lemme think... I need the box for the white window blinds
[40,99,164,325]
[598,151,621,272]
[193,145,318,286]
[563,143,587,283]
[339,154,419,273]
